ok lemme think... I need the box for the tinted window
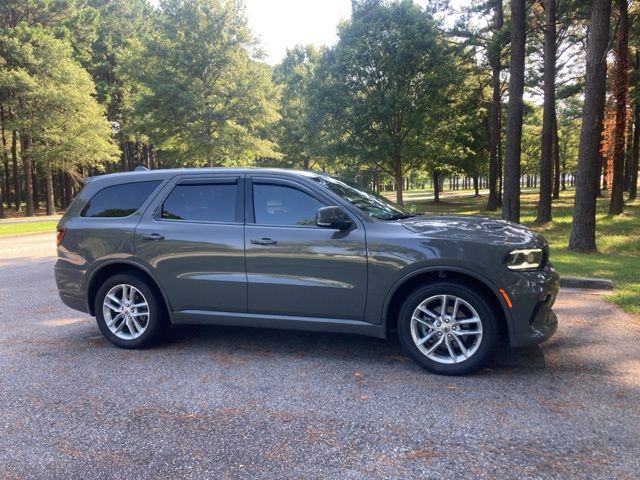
[161,183,237,223]
[312,175,411,220]
[253,184,323,226]
[82,181,161,218]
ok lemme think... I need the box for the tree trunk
[45,160,55,216]
[64,171,74,208]
[537,0,557,222]
[623,122,633,191]
[502,0,526,223]
[552,109,561,199]
[608,0,629,215]
[433,170,440,203]
[0,105,8,219]
[20,131,34,216]
[11,130,20,211]
[630,92,640,200]
[473,176,479,196]
[569,0,612,252]
[393,153,403,206]
[32,161,40,210]
[487,0,504,211]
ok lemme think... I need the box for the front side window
[312,175,411,220]
[253,184,324,226]
[161,183,237,223]
[82,181,161,218]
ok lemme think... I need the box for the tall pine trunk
[0,105,8,219]
[536,0,557,222]
[502,0,526,223]
[487,0,504,211]
[608,0,629,215]
[568,0,612,252]
[45,160,55,216]
[630,95,639,200]
[433,170,440,203]
[552,109,561,199]
[11,130,20,211]
[19,131,34,217]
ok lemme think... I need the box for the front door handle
[142,233,165,241]
[250,238,277,246]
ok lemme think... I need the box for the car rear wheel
[398,282,498,375]
[95,273,167,348]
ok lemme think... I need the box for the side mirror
[316,206,353,230]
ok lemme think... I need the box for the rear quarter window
[81,181,162,218]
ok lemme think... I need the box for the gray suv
[55,168,558,375]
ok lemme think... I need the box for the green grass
[0,220,59,236]
[412,190,640,315]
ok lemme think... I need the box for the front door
[245,176,367,320]
[135,175,246,313]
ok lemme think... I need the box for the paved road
[1,234,639,479]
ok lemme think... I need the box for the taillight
[56,227,65,247]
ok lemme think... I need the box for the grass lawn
[0,220,59,236]
[412,189,640,315]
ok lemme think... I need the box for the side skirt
[172,310,386,339]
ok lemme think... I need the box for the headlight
[505,248,544,270]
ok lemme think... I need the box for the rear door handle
[142,233,165,241]
[250,238,277,246]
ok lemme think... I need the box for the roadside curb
[559,276,614,291]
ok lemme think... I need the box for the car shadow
[161,323,547,372]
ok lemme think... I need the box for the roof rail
[134,165,149,172]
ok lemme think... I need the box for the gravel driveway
[1,233,639,479]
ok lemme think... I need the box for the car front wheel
[398,282,498,375]
[95,273,167,349]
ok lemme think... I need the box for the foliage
[272,44,320,169]
[0,25,118,174]
[307,0,459,204]
[122,0,280,167]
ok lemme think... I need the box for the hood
[399,215,546,249]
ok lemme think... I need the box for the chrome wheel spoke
[424,336,444,355]
[444,337,457,363]
[456,317,480,325]
[455,336,469,358]
[451,297,460,321]
[412,315,434,328]
[416,305,438,320]
[416,331,437,346]
[131,316,144,333]
[439,295,447,319]
[114,316,127,333]
[107,313,123,328]
[455,330,481,336]
[126,317,137,335]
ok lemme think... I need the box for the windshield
[312,175,413,220]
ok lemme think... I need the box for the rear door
[245,175,368,320]
[134,174,246,313]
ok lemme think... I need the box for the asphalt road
[1,233,639,479]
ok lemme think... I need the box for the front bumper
[503,265,560,348]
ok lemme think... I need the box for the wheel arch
[382,267,513,341]
[86,260,173,321]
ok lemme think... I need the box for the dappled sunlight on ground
[41,317,89,328]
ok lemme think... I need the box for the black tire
[94,273,168,349]
[398,282,498,375]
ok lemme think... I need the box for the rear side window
[161,183,237,223]
[81,181,161,218]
